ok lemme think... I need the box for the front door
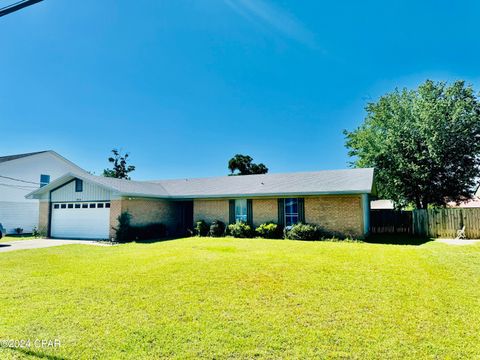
[177,201,193,235]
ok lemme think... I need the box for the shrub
[114,212,167,242]
[227,221,254,238]
[284,223,321,241]
[32,226,47,239]
[114,212,132,242]
[14,227,23,235]
[255,222,282,239]
[129,223,166,240]
[195,220,209,237]
[209,220,226,237]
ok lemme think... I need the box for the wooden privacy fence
[370,210,413,234]
[413,208,480,239]
[371,208,480,238]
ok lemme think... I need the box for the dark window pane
[285,198,299,226]
[61,204,67,209]
[75,179,83,192]
[105,203,111,208]
[75,204,81,208]
[54,204,59,209]
[291,202,298,214]
[97,203,104,208]
[67,204,73,209]
[82,204,88,208]
[89,203,96,208]
[285,198,298,214]
[286,215,298,227]
[40,174,50,187]
[285,198,298,213]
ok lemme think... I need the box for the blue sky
[1,0,479,180]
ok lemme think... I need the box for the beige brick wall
[40,198,181,240]
[192,197,365,238]
[38,201,50,236]
[109,200,123,239]
[252,199,278,227]
[193,199,229,224]
[305,195,364,238]
[120,198,180,235]
[41,196,365,240]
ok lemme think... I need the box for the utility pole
[0,0,43,18]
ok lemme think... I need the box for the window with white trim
[285,198,299,227]
[40,174,50,187]
[235,199,247,222]
[75,179,83,192]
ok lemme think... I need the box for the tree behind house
[103,149,136,180]
[228,154,268,175]
[344,80,480,209]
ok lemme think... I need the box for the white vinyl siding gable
[51,180,113,202]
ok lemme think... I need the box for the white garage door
[51,202,110,240]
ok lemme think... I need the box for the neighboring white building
[370,199,395,210]
[0,151,86,234]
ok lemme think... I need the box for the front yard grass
[0,234,36,243]
[1,237,480,359]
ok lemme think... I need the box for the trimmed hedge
[129,223,166,241]
[255,222,283,239]
[114,211,166,242]
[195,220,209,237]
[227,221,254,238]
[284,223,322,241]
[209,220,226,237]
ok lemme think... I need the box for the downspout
[47,190,52,238]
[362,194,370,237]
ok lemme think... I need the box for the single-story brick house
[26,168,375,240]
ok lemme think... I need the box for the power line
[0,182,37,190]
[0,0,43,18]
[0,174,40,185]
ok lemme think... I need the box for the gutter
[119,190,372,200]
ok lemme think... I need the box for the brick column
[109,200,123,240]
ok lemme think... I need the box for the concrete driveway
[0,239,111,253]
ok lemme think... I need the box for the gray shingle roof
[0,151,48,164]
[151,168,375,198]
[79,172,170,197]
[27,168,375,199]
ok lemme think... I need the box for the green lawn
[1,237,480,359]
[0,234,36,243]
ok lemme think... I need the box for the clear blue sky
[1,0,479,180]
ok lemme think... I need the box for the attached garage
[51,202,111,239]
[28,175,118,240]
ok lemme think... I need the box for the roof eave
[118,189,373,200]
[25,172,121,199]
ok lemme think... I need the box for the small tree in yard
[344,80,480,209]
[103,149,136,180]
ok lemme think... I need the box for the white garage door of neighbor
[51,202,111,240]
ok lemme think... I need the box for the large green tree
[228,154,268,175]
[103,149,136,180]
[344,80,480,209]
